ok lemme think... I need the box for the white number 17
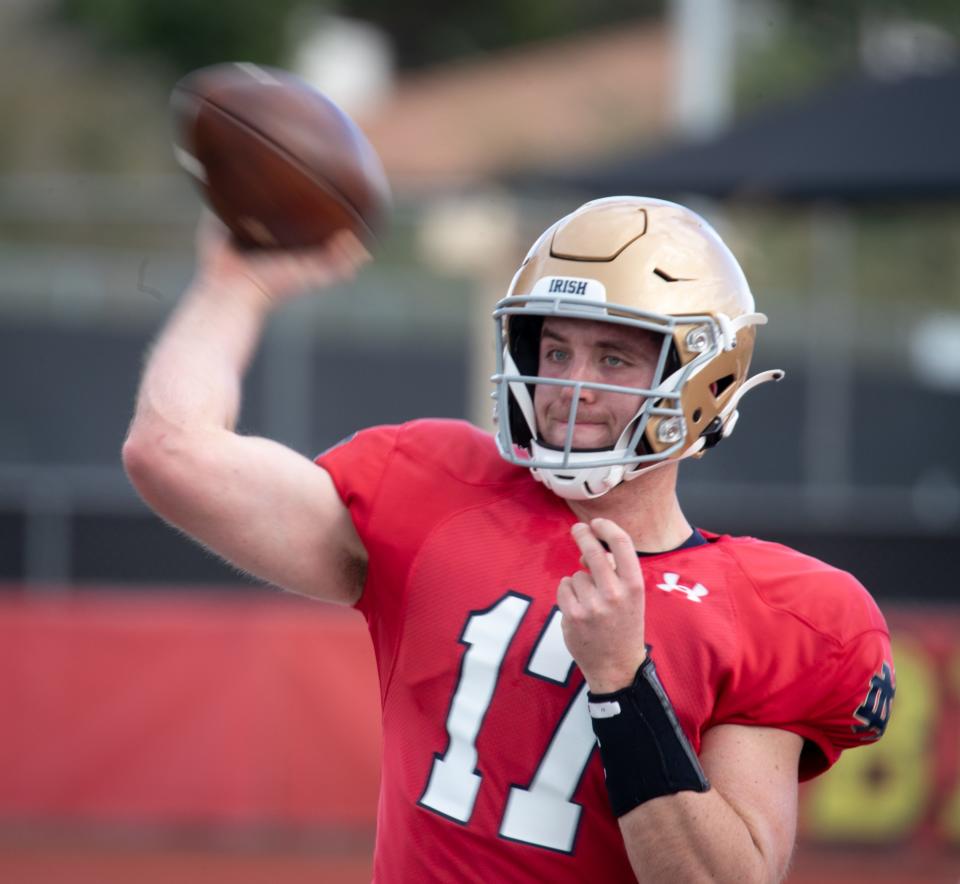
[417,592,597,853]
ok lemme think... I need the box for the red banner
[0,590,381,830]
[0,590,956,855]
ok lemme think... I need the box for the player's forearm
[130,277,272,437]
[619,789,783,884]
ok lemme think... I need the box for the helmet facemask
[493,296,743,499]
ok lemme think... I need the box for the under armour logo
[656,572,709,603]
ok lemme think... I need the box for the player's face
[534,317,661,449]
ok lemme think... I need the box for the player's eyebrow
[540,327,570,344]
[541,326,646,354]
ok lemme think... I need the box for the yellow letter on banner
[938,647,960,842]
[803,638,933,842]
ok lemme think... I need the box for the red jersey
[317,419,893,883]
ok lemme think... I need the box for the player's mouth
[545,419,612,447]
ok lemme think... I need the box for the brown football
[171,62,390,250]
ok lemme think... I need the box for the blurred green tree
[53,0,959,100]
[57,0,309,75]
[781,0,960,31]
[739,0,960,111]
[344,0,660,68]
[55,0,661,73]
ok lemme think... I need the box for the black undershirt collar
[635,527,708,557]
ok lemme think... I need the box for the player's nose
[558,372,599,405]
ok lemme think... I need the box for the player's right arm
[122,219,371,604]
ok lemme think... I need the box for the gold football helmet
[492,196,783,499]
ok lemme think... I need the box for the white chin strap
[529,442,628,500]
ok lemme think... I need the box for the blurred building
[356,21,672,190]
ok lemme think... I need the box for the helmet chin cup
[529,441,628,500]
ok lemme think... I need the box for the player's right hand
[558,518,648,695]
[193,213,372,307]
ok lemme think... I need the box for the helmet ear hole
[692,407,702,423]
[508,315,544,376]
[663,342,681,379]
[711,374,735,398]
[505,314,544,450]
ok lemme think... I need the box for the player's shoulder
[712,534,888,645]
[333,418,526,488]
[392,418,527,487]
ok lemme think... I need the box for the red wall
[0,590,956,877]
[0,590,380,831]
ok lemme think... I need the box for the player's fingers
[570,522,617,584]
[588,518,643,588]
[307,234,369,282]
[318,229,371,270]
[557,576,583,617]
[580,552,616,572]
[569,570,599,611]
[335,229,373,266]
[264,231,366,285]
[295,240,348,274]
[267,253,316,288]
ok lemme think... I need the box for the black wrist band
[587,656,710,817]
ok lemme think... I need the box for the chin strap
[528,442,627,500]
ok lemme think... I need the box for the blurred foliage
[732,203,960,311]
[739,0,960,111]
[57,0,309,75]
[55,0,661,74]
[781,0,960,30]
[53,0,960,107]
[0,6,173,174]
[855,203,960,308]
[343,0,661,69]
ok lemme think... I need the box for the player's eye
[545,348,568,363]
[601,354,627,367]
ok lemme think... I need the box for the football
[170,62,391,250]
